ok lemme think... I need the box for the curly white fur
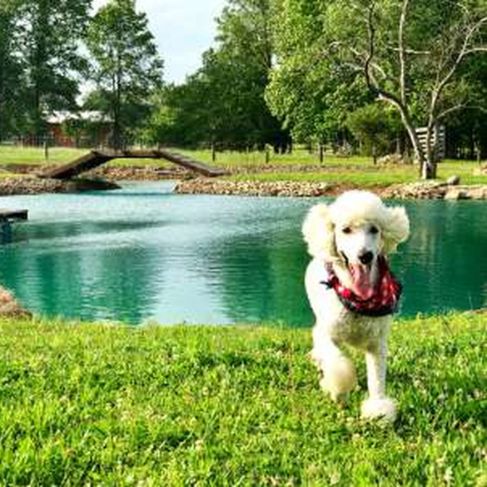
[303,191,409,423]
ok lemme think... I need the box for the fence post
[265,145,270,164]
[319,143,324,164]
[211,143,216,162]
[44,137,49,161]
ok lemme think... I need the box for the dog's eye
[342,226,352,234]
[369,225,379,234]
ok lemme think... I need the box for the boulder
[446,175,460,186]
[445,190,467,200]
[0,286,32,318]
[378,154,406,165]
[473,164,487,176]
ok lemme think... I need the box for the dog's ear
[382,206,410,254]
[302,204,338,260]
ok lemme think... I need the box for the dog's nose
[359,251,374,265]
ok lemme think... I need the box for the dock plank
[0,209,28,221]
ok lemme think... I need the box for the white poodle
[303,191,409,422]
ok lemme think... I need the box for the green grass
[1,145,486,186]
[176,148,487,186]
[229,168,415,187]
[175,147,366,167]
[0,312,485,485]
[0,146,173,169]
[226,159,487,186]
[0,146,88,166]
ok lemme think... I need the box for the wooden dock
[0,209,28,243]
[0,209,28,221]
[40,149,227,180]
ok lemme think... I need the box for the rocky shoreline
[175,178,487,200]
[0,164,486,199]
[0,176,120,196]
[86,165,187,181]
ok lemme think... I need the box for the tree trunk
[421,156,437,179]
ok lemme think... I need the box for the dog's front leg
[361,336,397,422]
[311,324,357,403]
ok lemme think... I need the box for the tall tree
[20,0,92,135]
[266,1,370,146]
[86,0,163,149]
[147,0,290,151]
[0,0,26,137]
[211,0,290,150]
[269,0,487,178]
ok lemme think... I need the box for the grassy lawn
[176,148,487,186]
[0,146,174,169]
[227,161,487,187]
[0,146,88,166]
[0,312,484,485]
[0,145,485,186]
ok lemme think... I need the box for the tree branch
[464,46,487,54]
[388,47,431,55]
[362,1,424,165]
[436,103,465,120]
[398,0,409,105]
[430,16,487,122]
[437,103,487,120]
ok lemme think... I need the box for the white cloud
[91,0,226,84]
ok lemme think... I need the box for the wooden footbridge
[40,149,227,180]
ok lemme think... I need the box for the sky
[92,0,227,84]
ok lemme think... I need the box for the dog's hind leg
[311,327,357,403]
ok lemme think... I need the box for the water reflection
[0,184,485,325]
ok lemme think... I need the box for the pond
[0,182,485,325]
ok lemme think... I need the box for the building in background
[46,111,112,147]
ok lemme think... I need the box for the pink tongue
[350,264,374,300]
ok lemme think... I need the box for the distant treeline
[1,0,486,170]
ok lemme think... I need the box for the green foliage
[0,0,27,137]
[145,0,290,151]
[266,0,370,143]
[346,105,402,157]
[0,0,91,137]
[19,0,92,135]
[85,0,164,147]
[0,313,485,484]
[267,0,487,164]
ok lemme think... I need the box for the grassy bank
[177,148,487,186]
[0,146,173,170]
[228,161,487,187]
[0,313,485,485]
[1,146,485,187]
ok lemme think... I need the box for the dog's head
[302,191,409,298]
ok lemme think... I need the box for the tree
[353,0,486,178]
[211,0,291,151]
[20,0,92,136]
[346,104,402,162]
[146,0,290,151]
[266,1,370,146]
[86,0,163,149]
[269,0,487,178]
[0,0,25,138]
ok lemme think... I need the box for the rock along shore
[0,176,120,196]
[175,178,487,200]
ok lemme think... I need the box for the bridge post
[0,219,12,244]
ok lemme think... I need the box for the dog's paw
[309,348,323,369]
[361,397,397,423]
[319,356,357,401]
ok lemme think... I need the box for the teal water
[0,182,485,325]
